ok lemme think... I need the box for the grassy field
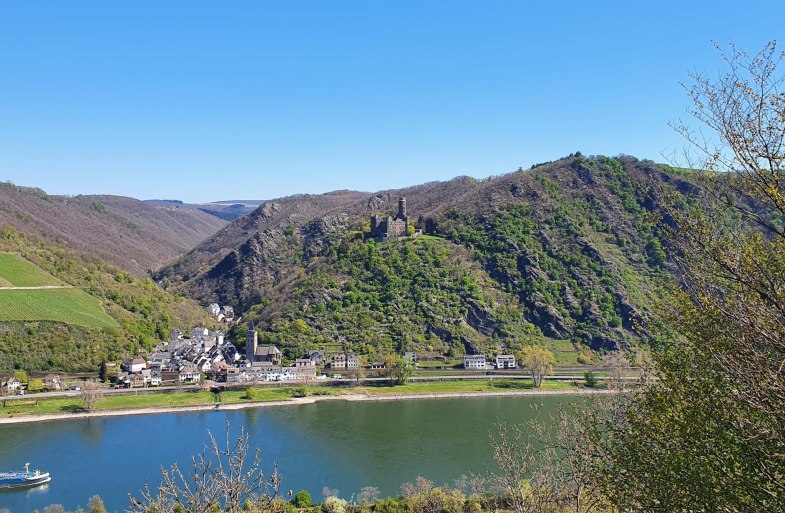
[0,253,65,287]
[353,379,575,396]
[540,339,583,365]
[416,360,461,369]
[0,288,117,327]
[0,387,303,417]
[0,380,577,418]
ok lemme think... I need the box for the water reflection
[77,418,104,446]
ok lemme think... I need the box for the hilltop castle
[366,197,420,242]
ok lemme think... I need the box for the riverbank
[0,385,618,425]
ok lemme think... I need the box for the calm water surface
[0,395,577,513]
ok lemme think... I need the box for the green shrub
[290,386,309,398]
[292,490,311,508]
[372,498,407,513]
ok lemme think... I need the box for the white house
[196,357,212,373]
[3,377,20,394]
[346,354,360,370]
[496,354,517,369]
[123,358,147,374]
[463,354,487,370]
[404,352,418,366]
[179,367,201,383]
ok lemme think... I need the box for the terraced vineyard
[0,253,116,328]
[0,252,64,287]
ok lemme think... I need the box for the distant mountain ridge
[143,199,266,221]
[0,183,229,276]
[156,155,691,361]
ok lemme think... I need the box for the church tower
[245,323,258,362]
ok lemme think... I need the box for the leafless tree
[356,486,380,504]
[322,486,339,501]
[455,472,502,512]
[353,356,367,386]
[129,422,281,513]
[81,380,104,411]
[603,353,628,391]
[488,421,545,513]
[535,401,615,513]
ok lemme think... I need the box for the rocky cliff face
[157,155,687,357]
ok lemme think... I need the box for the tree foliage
[385,353,414,384]
[588,41,785,513]
[518,346,555,387]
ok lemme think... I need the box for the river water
[0,395,577,513]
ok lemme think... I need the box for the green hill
[159,155,688,361]
[0,232,211,373]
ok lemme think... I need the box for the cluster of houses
[113,324,428,388]
[1,374,72,396]
[116,327,324,388]
[463,353,518,370]
[205,304,238,323]
[117,328,239,388]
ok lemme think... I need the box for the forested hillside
[0,184,228,372]
[158,155,691,360]
[0,228,212,372]
[0,182,227,277]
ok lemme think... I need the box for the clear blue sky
[1,1,781,202]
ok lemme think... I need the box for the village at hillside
[1,321,518,394]
[112,323,517,389]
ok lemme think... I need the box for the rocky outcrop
[465,301,499,336]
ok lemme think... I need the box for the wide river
[0,395,578,513]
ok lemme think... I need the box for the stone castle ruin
[366,197,420,242]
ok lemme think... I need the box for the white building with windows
[463,354,488,370]
[496,354,517,369]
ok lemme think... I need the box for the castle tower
[246,323,258,362]
[397,197,407,220]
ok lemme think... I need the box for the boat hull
[0,472,51,489]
